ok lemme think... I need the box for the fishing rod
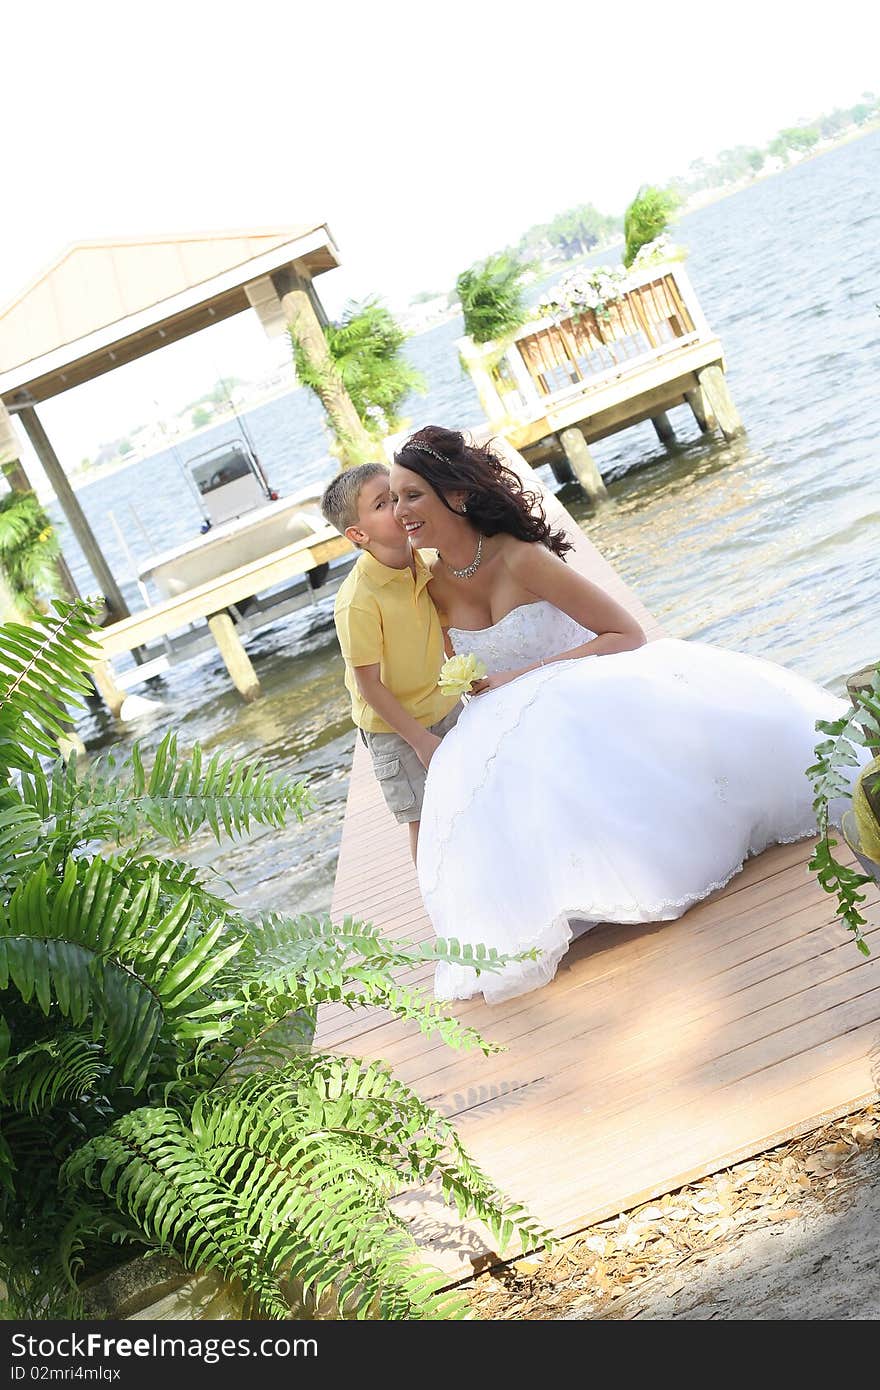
[212,368,278,501]
[152,400,213,529]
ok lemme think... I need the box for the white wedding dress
[417,601,856,1005]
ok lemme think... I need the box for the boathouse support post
[558,426,608,505]
[695,365,744,440]
[17,407,130,621]
[207,610,261,703]
[651,412,676,446]
[273,270,378,468]
[684,386,716,433]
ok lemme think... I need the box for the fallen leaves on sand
[464,1104,879,1321]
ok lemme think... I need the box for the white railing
[458,262,713,426]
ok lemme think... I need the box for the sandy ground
[465,1105,880,1321]
[584,1149,880,1320]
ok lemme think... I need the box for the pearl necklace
[442,533,483,580]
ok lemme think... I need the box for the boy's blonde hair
[320,463,389,536]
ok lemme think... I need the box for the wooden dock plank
[319,447,880,1279]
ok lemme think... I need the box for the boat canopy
[190,440,270,525]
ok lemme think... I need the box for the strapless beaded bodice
[447,599,595,675]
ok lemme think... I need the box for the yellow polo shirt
[333,547,458,733]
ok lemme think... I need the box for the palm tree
[287,297,381,467]
[456,252,533,344]
[0,487,61,616]
[320,298,426,438]
[623,186,681,268]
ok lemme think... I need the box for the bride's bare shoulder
[497,535,559,577]
[493,534,532,565]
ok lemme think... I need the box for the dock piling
[547,436,577,485]
[684,386,716,433]
[91,661,127,718]
[558,426,608,505]
[695,365,744,440]
[207,610,261,702]
[651,412,677,446]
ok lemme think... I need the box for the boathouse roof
[0,224,340,405]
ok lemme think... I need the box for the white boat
[137,439,333,600]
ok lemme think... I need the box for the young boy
[321,463,460,861]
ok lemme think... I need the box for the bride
[388,425,862,1005]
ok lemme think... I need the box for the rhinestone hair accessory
[401,441,448,465]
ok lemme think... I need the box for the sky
[2,0,879,467]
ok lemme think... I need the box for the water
[65,132,880,919]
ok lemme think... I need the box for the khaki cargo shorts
[362,703,461,824]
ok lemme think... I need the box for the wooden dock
[91,527,354,711]
[318,453,880,1280]
[459,263,744,504]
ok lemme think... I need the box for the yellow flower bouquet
[437,652,487,699]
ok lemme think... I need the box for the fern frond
[0,1034,107,1114]
[103,852,233,919]
[0,859,242,1087]
[66,1056,551,1319]
[75,732,313,846]
[0,799,43,873]
[63,1109,295,1320]
[216,911,531,1056]
[0,601,101,764]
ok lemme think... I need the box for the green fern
[1,600,548,1319]
[323,298,427,436]
[622,185,681,268]
[72,732,313,846]
[65,1059,552,1319]
[0,600,101,765]
[0,1034,107,1115]
[214,910,535,1061]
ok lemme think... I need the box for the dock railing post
[670,264,711,338]
[456,337,509,427]
[505,340,543,410]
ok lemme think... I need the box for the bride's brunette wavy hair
[393,426,573,558]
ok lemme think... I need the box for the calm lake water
[63,132,880,919]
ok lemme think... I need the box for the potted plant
[807,666,880,953]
